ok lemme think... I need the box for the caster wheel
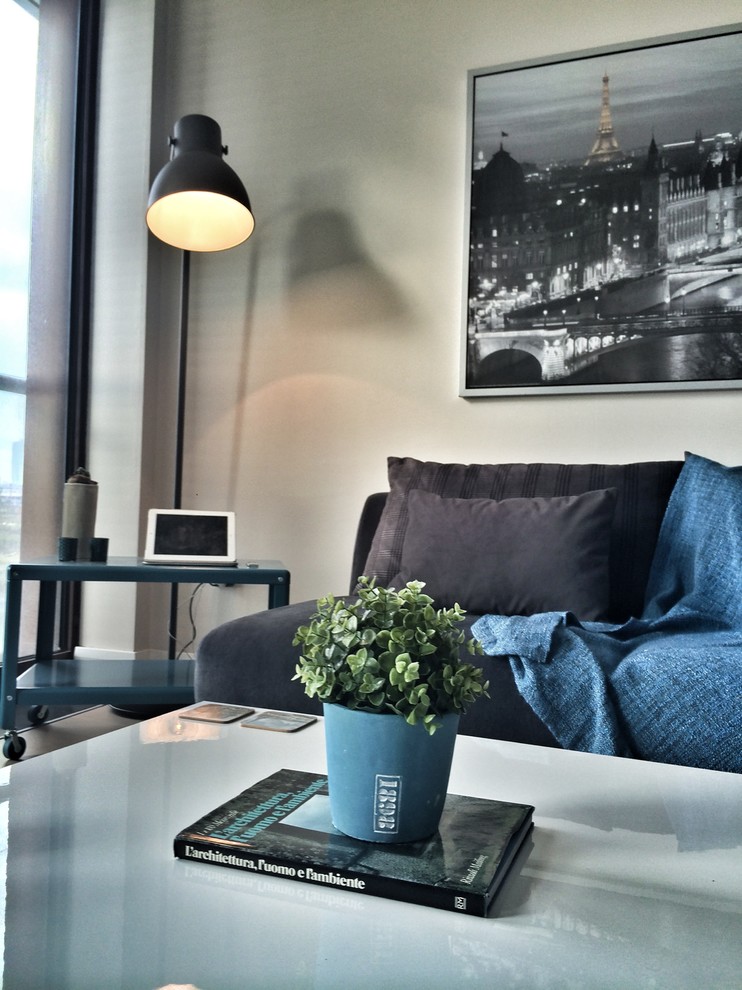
[3,735,26,760]
[27,705,50,725]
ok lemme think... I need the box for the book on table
[174,767,534,916]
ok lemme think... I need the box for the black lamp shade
[146,115,255,251]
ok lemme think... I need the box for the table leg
[1,569,22,735]
[36,580,58,662]
[268,576,290,609]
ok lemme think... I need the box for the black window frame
[15,0,100,666]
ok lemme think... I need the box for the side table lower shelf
[16,657,194,699]
[3,659,195,760]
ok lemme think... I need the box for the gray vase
[61,482,98,560]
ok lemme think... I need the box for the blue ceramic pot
[323,703,459,843]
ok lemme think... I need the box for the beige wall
[85,0,742,653]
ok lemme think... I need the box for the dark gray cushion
[195,598,559,748]
[389,487,616,620]
[364,456,683,621]
[195,600,324,716]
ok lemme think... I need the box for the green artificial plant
[293,577,488,734]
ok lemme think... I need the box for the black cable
[173,582,220,660]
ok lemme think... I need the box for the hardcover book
[174,768,534,916]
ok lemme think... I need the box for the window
[0,0,38,651]
[1,0,99,662]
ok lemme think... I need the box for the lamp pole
[168,248,190,657]
[173,249,190,512]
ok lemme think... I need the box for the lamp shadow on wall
[225,205,408,505]
[286,207,408,328]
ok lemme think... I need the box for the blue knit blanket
[473,453,742,773]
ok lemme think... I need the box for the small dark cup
[89,537,109,563]
[58,537,78,562]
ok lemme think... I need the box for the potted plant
[293,578,488,843]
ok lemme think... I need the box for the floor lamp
[146,114,255,658]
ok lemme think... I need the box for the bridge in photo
[469,311,742,383]
[469,260,742,383]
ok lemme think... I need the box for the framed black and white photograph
[461,25,742,397]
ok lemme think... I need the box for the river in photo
[559,331,742,386]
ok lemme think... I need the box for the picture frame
[461,24,742,397]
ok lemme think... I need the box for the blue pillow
[643,452,742,624]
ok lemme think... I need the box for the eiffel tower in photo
[585,72,623,165]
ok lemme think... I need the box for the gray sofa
[196,457,683,748]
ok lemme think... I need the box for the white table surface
[0,711,740,990]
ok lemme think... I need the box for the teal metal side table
[1,557,290,759]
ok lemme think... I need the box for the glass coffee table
[1,710,740,988]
